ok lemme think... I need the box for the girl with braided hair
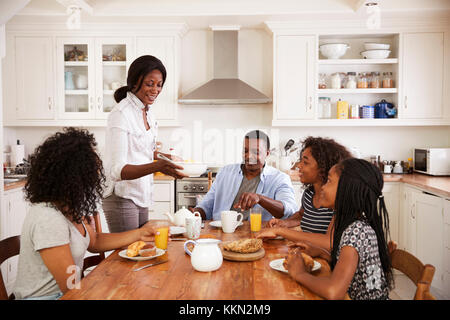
[285,158,393,300]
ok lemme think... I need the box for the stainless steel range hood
[178,28,271,105]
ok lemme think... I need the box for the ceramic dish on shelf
[319,43,350,59]
[361,49,391,59]
[364,43,390,50]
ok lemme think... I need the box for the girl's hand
[285,247,307,279]
[139,221,158,242]
[288,240,327,259]
[256,228,278,239]
[268,218,282,228]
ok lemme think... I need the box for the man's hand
[233,192,260,211]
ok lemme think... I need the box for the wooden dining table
[61,221,332,300]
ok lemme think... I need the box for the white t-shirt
[13,203,90,299]
[103,92,158,208]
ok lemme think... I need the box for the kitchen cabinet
[382,182,400,245]
[149,179,175,220]
[1,187,29,296]
[14,36,55,120]
[56,37,133,120]
[400,184,447,293]
[444,200,450,295]
[272,35,315,124]
[401,32,444,119]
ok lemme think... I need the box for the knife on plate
[133,259,168,272]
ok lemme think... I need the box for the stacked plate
[361,43,391,59]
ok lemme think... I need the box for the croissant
[126,240,146,257]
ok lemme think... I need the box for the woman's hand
[256,227,279,239]
[155,159,188,179]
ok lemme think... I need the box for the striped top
[300,186,334,234]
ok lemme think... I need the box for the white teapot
[164,207,201,227]
[183,239,223,272]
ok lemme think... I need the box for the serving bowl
[361,49,391,59]
[364,43,390,50]
[319,43,350,59]
[175,162,207,177]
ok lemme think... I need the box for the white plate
[170,226,186,235]
[118,248,166,261]
[269,258,321,273]
[209,221,244,228]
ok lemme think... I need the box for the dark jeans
[102,193,149,233]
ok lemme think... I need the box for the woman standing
[103,55,186,233]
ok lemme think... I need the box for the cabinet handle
[404,95,407,109]
[97,97,102,111]
[411,203,415,219]
[48,97,52,110]
[309,96,312,110]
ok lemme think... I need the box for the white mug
[384,164,393,174]
[221,210,243,233]
[279,156,294,173]
[185,213,202,239]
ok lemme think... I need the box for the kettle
[164,206,201,227]
[375,99,396,119]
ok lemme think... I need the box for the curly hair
[24,127,105,224]
[300,136,352,187]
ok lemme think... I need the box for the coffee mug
[185,213,202,240]
[384,164,393,174]
[221,210,243,233]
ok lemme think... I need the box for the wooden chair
[82,212,105,278]
[388,241,436,300]
[0,236,20,300]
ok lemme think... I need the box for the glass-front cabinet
[56,37,132,120]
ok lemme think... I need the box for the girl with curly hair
[285,158,393,300]
[258,136,351,250]
[14,127,158,300]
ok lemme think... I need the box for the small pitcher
[184,239,223,272]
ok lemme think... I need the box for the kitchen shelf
[65,90,89,95]
[64,61,89,66]
[318,58,398,65]
[102,61,126,66]
[317,88,397,94]
[103,90,115,95]
[272,118,450,127]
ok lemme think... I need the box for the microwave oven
[413,148,450,176]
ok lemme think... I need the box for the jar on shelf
[318,73,327,89]
[330,73,341,89]
[339,72,346,88]
[318,97,332,119]
[382,72,394,88]
[357,72,368,89]
[369,72,381,88]
[345,72,357,89]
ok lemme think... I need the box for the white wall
[3,28,450,166]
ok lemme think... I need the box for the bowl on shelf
[361,49,391,59]
[319,43,350,59]
[174,162,207,177]
[364,43,390,50]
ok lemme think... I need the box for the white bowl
[319,43,350,59]
[361,49,391,59]
[364,43,390,50]
[175,162,207,177]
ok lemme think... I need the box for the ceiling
[5,0,450,28]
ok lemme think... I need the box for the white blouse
[103,92,158,208]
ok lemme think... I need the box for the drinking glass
[154,220,169,250]
[250,208,262,232]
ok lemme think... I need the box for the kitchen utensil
[75,74,88,89]
[384,164,393,174]
[221,210,243,233]
[361,49,391,59]
[170,238,188,241]
[375,99,396,119]
[279,156,295,173]
[393,161,403,174]
[174,162,207,177]
[364,43,390,50]
[350,104,360,119]
[319,43,350,59]
[185,213,202,239]
[222,247,265,262]
[362,105,375,119]
[184,239,223,272]
[65,71,75,90]
[165,207,201,227]
[283,139,295,155]
[132,259,168,272]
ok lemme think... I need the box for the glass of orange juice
[250,208,262,232]
[154,220,169,250]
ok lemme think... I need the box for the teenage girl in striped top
[257,136,351,251]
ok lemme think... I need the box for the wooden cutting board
[222,248,265,262]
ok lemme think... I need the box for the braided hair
[330,158,394,290]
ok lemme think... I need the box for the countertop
[4,172,450,198]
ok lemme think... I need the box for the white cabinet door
[136,36,178,125]
[382,183,400,245]
[273,35,315,121]
[401,32,444,119]
[415,192,444,292]
[401,185,419,254]
[15,37,55,120]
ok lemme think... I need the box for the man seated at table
[191,130,298,221]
